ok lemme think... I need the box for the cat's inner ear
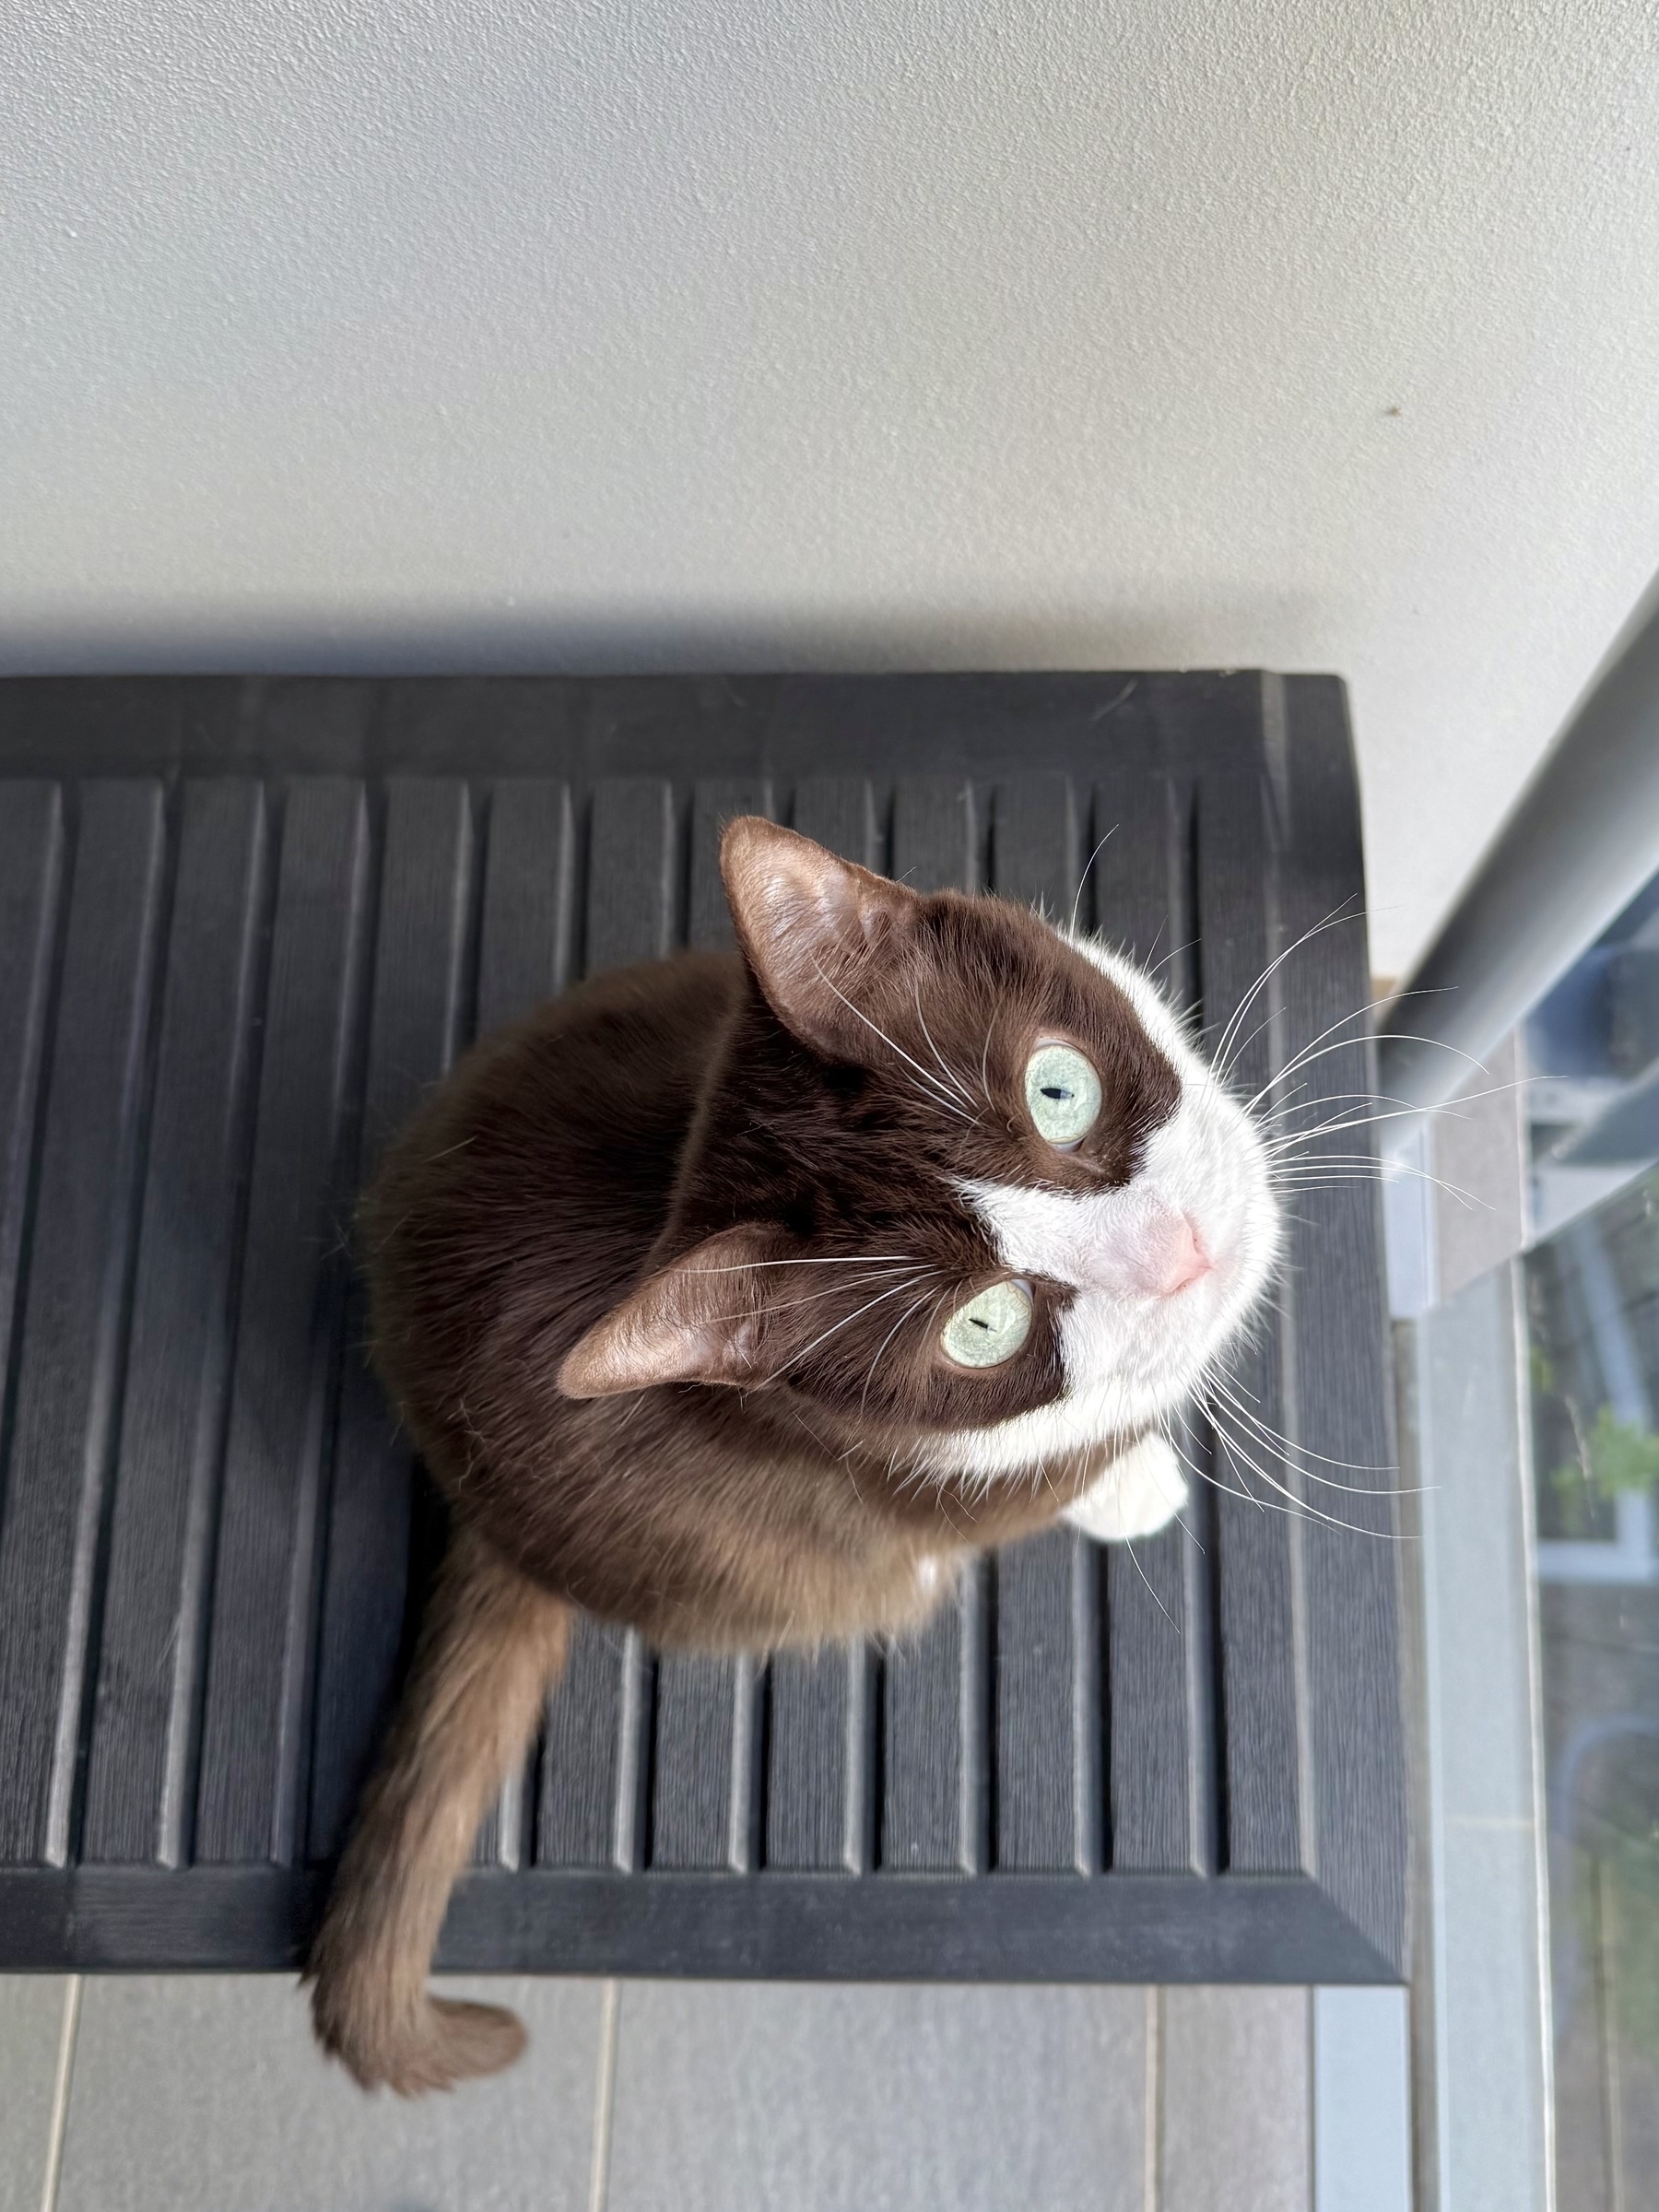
[720,817,922,1060]
[557,1224,794,1399]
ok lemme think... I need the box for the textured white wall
[5,0,1659,977]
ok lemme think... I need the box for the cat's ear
[720,818,922,1059]
[557,1224,793,1398]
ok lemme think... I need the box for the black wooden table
[0,673,1405,1982]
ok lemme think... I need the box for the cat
[307,816,1279,2093]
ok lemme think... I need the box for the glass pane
[1526,1171,1659,2200]
[1527,872,1659,1242]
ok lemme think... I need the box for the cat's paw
[1063,1435,1187,1542]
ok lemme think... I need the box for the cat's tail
[307,1523,571,2095]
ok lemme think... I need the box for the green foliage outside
[1570,1807,1659,2065]
[1547,1405,1659,1538]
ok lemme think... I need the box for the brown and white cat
[308,817,1278,2093]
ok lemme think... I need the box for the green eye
[1024,1042,1101,1147]
[941,1279,1033,1369]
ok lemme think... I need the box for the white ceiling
[5,0,1659,979]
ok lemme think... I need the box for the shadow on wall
[0,589,1331,677]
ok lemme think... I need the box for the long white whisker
[1159,1416,1265,1522]
[1264,1026,1491,1113]
[1205,1403,1407,1540]
[978,1007,999,1111]
[1261,1087,1389,1118]
[1263,1076,1535,1149]
[1209,903,1361,1079]
[1264,1107,1438,1150]
[1269,1152,1468,1182]
[809,959,977,1124]
[727,1268,931,1324]
[1206,1375,1409,1488]
[1226,1002,1356,1094]
[685,1254,926,1274]
[1119,1533,1179,1632]
[913,979,977,1108]
[1241,1003,1374,1111]
[1147,1419,1207,1553]
[1271,1162,1484,1209]
[859,1284,941,1415]
[1069,825,1118,936]
[758,1277,938,1388]
[1136,933,1198,982]
[1263,1095,1518,1153]
[1169,1418,1269,1516]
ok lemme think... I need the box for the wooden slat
[994,1529,1100,1871]
[472,778,573,1867]
[1091,760,1216,1875]
[1270,675,1405,1961]
[1106,1415,1216,1877]
[474,780,574,1036]
[584,780,674,972]
[1089,750,1182,971]
[82,782,271,1865]
[194,782,374,1865]
[688,776,772,928]
[648,1654,756,1871]
[0,782,168,1865]
[990,774,1077,917]
[687,779,771,948]
[308,781,477,1862]
[650,1653,763,1872]
[789,777,878,868]
[890,776,975,897]
[880,778,988,1872]
[536,1630,649,1869]
[765,1645,873,1871]
[535,779,677,1868]
[1195,761,1310,1876]
[0,784,64,1428]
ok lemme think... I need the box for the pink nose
[1153,1215,1212,1297]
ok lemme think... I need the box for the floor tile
[1436,1825,1550,2212]
[1312,1988,1409,2212]
[0,1975,69,2212]
[604,1980,1147,2212]
[1161,1986,1310,2212]
[56,1975,604,2212]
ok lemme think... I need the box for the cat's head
[559,818,1279,1473]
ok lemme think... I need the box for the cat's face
[559,819,1279,1474]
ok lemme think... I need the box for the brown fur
[307,1524,570,2092]
[310,820,1180,2091]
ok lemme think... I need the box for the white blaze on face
[932,935,1279,1482]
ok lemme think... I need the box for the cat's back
[363,950,743,1440]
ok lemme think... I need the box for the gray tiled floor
[0,1974,68,2212]
[605,1982,1150,2212]
[1161,1987,1311,2212]
[0,1971,1409,2211]
[53,1976,605,2212]
[1312,1989,1411,2212]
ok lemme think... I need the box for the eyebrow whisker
[809,959,978,1124]
[1069,824,1118,937]
[757,1277,942,1390]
